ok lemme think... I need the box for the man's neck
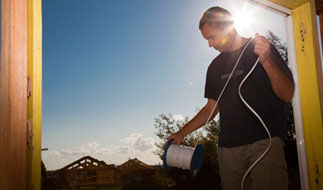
[223,33,249,52]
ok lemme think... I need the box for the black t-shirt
[204,39,294,147]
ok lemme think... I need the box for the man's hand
[254,33,271,65]
[167,131,186,145]
[166,98,218,145]
[253,33,294,102]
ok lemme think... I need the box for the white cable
[239,57,272,190]
[194,38,254,148]
[200,37,272,190]
[188,38,271,190]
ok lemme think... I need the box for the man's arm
[167,98,218,144]
[254,33,294,102]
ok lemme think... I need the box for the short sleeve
[204,62,221,101]
[270,44,294,84]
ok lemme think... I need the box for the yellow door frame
[27,0,42,189]
[292,2,323,189]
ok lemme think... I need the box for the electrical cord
[239,57,272,190]
[194,38,254,149]
[202,38,272,190]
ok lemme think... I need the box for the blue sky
[40,0,287,170]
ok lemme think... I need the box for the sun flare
[233,9,254,34]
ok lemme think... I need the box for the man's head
[199,6,233,30]
[199,7,236,52]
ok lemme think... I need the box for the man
[168,6,294,190]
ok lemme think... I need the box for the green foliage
[154,114,197,159]
[266,31,288,63]
[200,119,220,169]
[154,113,220,171]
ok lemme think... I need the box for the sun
[232,9,254,34]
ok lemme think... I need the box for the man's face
[201,23,230,52]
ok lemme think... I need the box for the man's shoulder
[209,53,225,67]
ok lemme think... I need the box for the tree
[266,31,288,63]
[154,113,206,160]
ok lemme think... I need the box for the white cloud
[172,114,184,121]
[121,133,156,152]
[46,141,112,158]
[85,142,100,149]
[60,148,87,157]
[133,137,155,151]
[94,147,112,155]
[47,150,63,158]
[121,133,142,144]
[84,142,112,155]
[45,134,156,160]
[114,145,133,154]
